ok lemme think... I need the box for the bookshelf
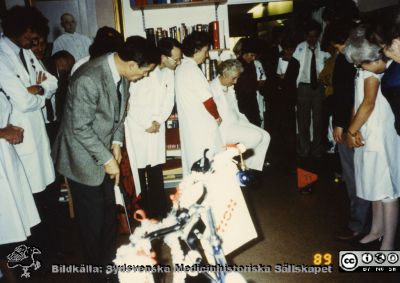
[123,0,230,50]
[122,0,232,188]
[163,112,182,188]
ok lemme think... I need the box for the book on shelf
[145,28,156,46]
[209,21,220,49]
[200,59,217,81]
[163,166,182,176]
[166,119,179,129]
[166,144,180,150]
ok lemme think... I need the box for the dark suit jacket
[52,54,129,186]
[234,58,260,125]
[277,57,300,102]
[381,61,400,135]
[332,53,356,131]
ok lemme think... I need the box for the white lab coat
[0,93,40,245]
[293,41,330,86]
[353,70,400,201]
[0,35,57,193]
[175,58,223,176]
[125,66,175,193]
[210,77,270,171]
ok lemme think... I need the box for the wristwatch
[37,85,44,95]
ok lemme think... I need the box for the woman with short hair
[210,59,270,171]
[344,25,400,250]
[175,31,223,176]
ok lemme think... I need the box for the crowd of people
[1,2,400,282]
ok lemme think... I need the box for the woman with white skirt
[0,92,40,279]
[345,25,400,250]
[210,59,270,171]
[175,31,223,176]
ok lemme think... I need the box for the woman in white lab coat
[0,33,57,194]
[210,59,270,171]
[175,31,223,176]
[345,26,400,250]
[0,92,40,265]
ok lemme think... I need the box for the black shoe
[351,236,383,250]
[334,228,362,241]
[299,185,313,195]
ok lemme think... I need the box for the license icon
[387,253,399,264]
[374,253,386,264]
[341,253,358,271]
[361,253,373,264]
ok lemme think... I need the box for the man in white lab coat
[0,6,58,195]
[293,20,330,158]
[52,13,92,61]
[125,38,182,219]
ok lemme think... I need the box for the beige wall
[96,0,115,29]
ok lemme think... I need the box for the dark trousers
[337,144,371,233]
[297,83,325,157]
[45,121,59,147]
[68,177,117,266]
[138,164,168,219]
[30,185,62,256]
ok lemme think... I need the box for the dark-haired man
[0,5,58,195]
[52,36,159,270]
[125,37,182,219]
[49,50,75,124]
[234,38,262,126]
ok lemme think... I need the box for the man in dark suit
[52,38,160,273]
[268,37,300,171]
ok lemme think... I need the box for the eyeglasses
[167,56,181,64]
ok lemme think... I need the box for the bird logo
[6,245,42,278]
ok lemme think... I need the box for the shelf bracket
[214,2,219,22]
[140,7,146,31]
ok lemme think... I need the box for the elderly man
[52,13,92,61]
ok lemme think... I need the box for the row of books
[145,21,220,49]
[201,59,218,81]
[166,144,180,150]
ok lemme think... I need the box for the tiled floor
[2,154,399,283]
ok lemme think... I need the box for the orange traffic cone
[297,168,318,190]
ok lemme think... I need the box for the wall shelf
[130,0,227,10]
